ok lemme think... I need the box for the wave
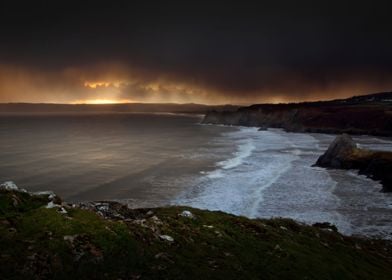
[216,139,255,170]
[175,128,299,216]
[174,127,392,239]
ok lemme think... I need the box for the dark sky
[1,1,392,104]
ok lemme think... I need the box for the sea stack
[315,134,392,192]
[315,134,358,168]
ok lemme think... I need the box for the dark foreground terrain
[203,92,392,136]
[1,183,392,280]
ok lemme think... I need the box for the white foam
[205,170,224,179]
[248,157,294,218]
[174,127,392,239]
[176,129,301,216]
[216,139,255,170]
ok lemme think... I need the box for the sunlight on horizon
[71,99,132,104]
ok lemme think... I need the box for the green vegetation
[1,188,392,279]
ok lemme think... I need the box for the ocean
[0,113,391,239]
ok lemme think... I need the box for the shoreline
[179,127,392,239]
[1,116,391,240]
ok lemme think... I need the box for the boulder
[315,134,357,168]
[179,210,194,219]
[159,235,174,242]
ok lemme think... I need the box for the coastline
[175,125,392,239]
[202,94,392,137]
[1,113,391,239]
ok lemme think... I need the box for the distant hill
[335,91,392,105]
[203,92,392,136]
[0,103,239,114]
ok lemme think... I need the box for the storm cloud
[1,1,392,104]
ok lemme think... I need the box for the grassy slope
[1,189,392,280]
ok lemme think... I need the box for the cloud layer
[1,2,392,104]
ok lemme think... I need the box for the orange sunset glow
[84,81,123,89]
[71,99,132,104]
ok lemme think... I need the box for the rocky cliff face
[202,108,303,130]
[315,134,362,168]
[203,92,392,136]
[315,135,392,192]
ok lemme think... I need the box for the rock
[45,201,57,209]
[45,201,68,214]
[0,182,63,206]
[11,195,20,207]
[315,134,357,168]
[321,242,329,248]
[0,181,20,191]
[315,134,392,192]
[179,210,194,219]
[33,191,55,199]
[133,219,147,227]
[146,210,154,216]
[0,181,27,193]
[64,235,78,243]
[159,235,174,242]
[58,207,68,214]
[150,216,162,224]
[111,213,125,219]
[95,203,110,212]
[33,190,62,204]
[154,252,174,263]
[312,222,338,232]
[46,201,55,208]
[203,225,214,229]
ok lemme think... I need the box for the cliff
[1,182,392,279]
[203,92,392,136]
[315,134,392,192]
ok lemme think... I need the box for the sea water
[0,113,391,238]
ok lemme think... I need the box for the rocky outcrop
[202,92,392,136]
[315,134,360,168]
[202,108,304,130]
[1,184,392,279]
[315,135,392,192]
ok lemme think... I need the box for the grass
[1,189,392,279]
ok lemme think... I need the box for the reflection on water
[1,113,392,239]
[0,113,236,202]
